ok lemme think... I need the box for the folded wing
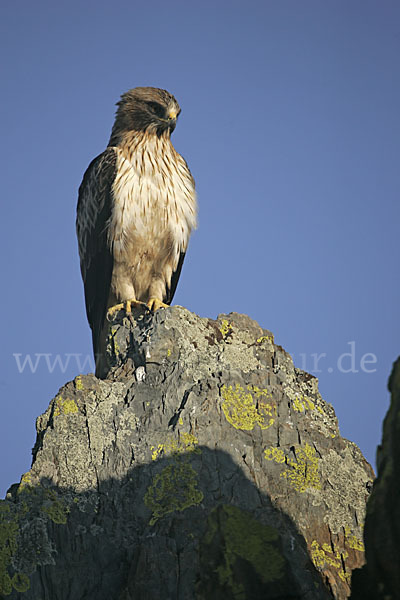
[76,148,117,358]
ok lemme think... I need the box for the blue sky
[1,0,399,496]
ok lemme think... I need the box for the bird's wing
[165,251,186,305]
[76,147,117,357]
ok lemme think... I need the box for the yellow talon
[106,303,125,321]
[106,299,146,321]
[147,297,169,311]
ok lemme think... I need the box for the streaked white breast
[109,133,196,261]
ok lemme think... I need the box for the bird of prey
[76,87,197,376]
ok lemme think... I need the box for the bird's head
[109,87,181,144]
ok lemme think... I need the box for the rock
[0,307,374,599]
[351,357,400,600]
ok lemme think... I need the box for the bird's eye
[147,101,165,118]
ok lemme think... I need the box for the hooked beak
[167,109,177,132]
[168,109,178,120]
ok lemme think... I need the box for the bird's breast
[109,140,196,263]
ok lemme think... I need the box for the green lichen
[42,499,68,525]
[144,462,203,525]
[201,505,285,597]
[280,443,321,492]
[0,571,12,596]
[0,502,30,596]
[11,573,30,593]
[41,490,69,525]
[146,432,203,525]
[53,395,78,417]
[221,384,276,431]
[0,487,70,596]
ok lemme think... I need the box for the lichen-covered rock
[351,357,400,600]
[1,307,374,599]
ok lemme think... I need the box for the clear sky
[1,0,399,496]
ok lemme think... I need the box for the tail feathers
[92,322,108,379]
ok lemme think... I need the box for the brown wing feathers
[76,148,117,360]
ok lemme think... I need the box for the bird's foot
[147,297,169,312]
[106,299,146,321]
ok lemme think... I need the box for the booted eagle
[76,87,197,376]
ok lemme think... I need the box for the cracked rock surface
[1,307,374,599]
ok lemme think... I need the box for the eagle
[76,87,197,376]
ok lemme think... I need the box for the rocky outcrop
[351,357,400,600]
[1,307,374,599]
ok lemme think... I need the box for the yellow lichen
[280,443,321,492]
[221,384,276,431]
[75,375,84,391]
[256,335,273,344]
[167,348,172,357]
[292,395,315,413]
[110,327,120,355]
[310,540,351,583]
[181,432,199,448]
[61,399,78,415]
[53,396,78,417]
[151,444,164,461]
[151,433,200,461]
[264,447,285,464]
[311,540,342,570]
[219,319,233,338]
[292,398,305,412]
[18,472,32,493]
[344,526,365,551]
[264,443,321,493]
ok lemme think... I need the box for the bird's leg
[106,299,147,321]
[147,297,169,312]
